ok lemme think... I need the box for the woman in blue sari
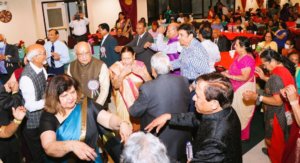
[40,75,132,162]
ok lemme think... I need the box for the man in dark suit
[0,34,19,84]
[98,23,120,68]
[129,52,191,162]
[115,21,154,73]
[212,29,231,52]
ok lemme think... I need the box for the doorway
[42,0,88,42]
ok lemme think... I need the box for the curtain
[241,0,247,11]
[256,0,264,8]
[119,0,137,31]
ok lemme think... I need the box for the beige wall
[0,0,38,45]
[1,0,148,45]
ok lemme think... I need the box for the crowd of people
[0,1,300,163]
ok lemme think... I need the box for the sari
[47,102,102,163]
[229,54,256,140]
[267,66,294,163]
[110,61,147,131]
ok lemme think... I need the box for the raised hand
[12,106,26,121]
[284,85,298,102]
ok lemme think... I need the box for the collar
[139,32,146,38]
[51,40,58,45]
[201,107,231,120]
[168,35,179,44]
[101,34,109,45]
[29,62,44,73]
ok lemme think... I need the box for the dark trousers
[74,33,88,43]
[22,128,45,163]
[47,66,65,76]
[0,136,20,163]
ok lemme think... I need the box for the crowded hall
[1,0,300,162]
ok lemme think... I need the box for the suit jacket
[99,35,120,68]
[0,44,19,83]
[215,36,231,52]
[126,32,154,73]
[129,74,191,160]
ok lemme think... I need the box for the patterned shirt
[172,38,210,80]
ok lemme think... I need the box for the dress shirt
[19,62,47,112]
[67,62,110,106]
[171,39,210,80]
[69,17,89,36]
[150,34,182,54]
[148,29,159,39]
[201,39,221,72]
[44,40,70,68]
[101,34,109,46]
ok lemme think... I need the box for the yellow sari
[110,61,149,131]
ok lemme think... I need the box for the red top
[14,68,24,81]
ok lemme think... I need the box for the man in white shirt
[198,26,220,72]
[67,42,110,108]
[69,13,89,43]
[44,29,70,75]
[19,44,47,163]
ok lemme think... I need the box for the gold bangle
[13,119,22,125]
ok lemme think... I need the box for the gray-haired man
[129,52,191,162]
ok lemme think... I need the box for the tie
[136,36,141,46]
[50,43,55,68]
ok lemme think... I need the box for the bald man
[19,44,47,163]
[0,34,19,84]
[67,42,110,107]
[144,23,182,75]
[212,29,230,52]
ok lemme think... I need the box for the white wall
[87,0,121,33]
[87,0,148,33]
[0,0,38,45]
[137,0,148,22]
[1,0,148,45]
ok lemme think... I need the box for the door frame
[41,0,88,38]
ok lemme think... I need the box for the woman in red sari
[243,49,296,163]
[109,46,152,130]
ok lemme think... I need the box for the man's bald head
[74,42,92,65]
[167,23,179,38]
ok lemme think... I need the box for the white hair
[26,49,40,61]
[121,132,170,163]
[151,52,170,75]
